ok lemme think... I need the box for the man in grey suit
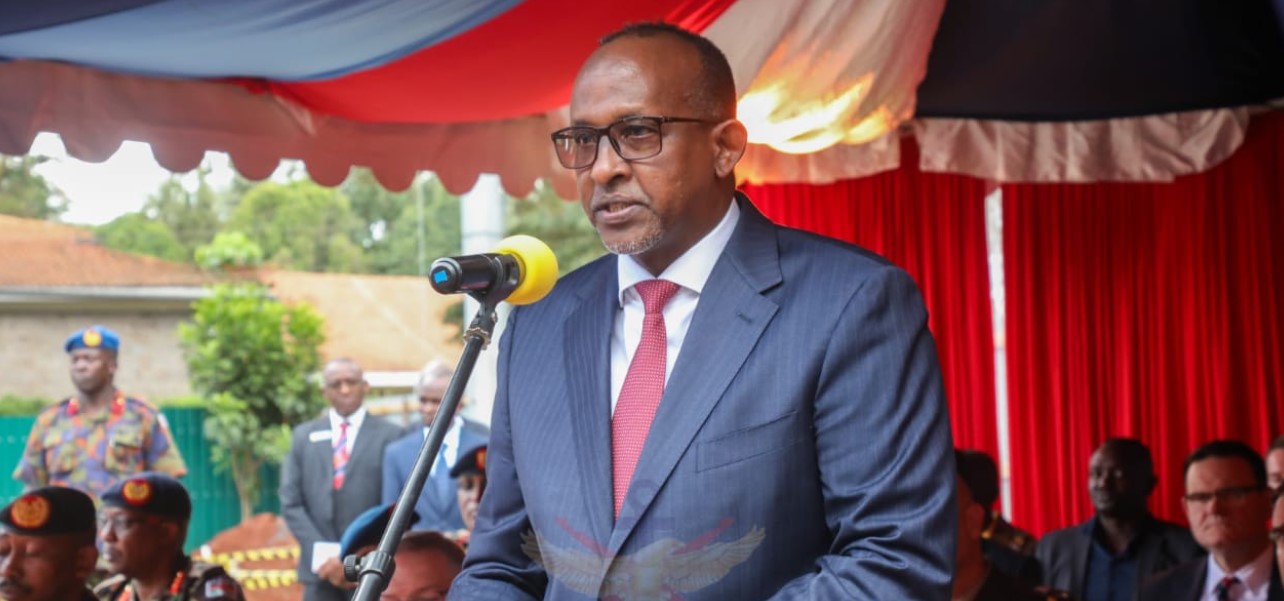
[382,360,488,534]
[1037,438,1202,601]
[449,22,956,601]
[281,357,404,601]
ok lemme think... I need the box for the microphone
[428,235,558,305]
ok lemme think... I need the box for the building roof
[0,215,214,287]
[258,269,462,373]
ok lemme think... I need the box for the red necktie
[1214,576,1239,601]
[332,420,350,490]
[612,279,680,519]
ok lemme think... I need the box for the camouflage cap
[449,444,488,479]
[101,472,191,523]
[65,325,121,353]
[0,486,97,536]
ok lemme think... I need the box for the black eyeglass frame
[1181,484,1265,504]
[550,115,715,169]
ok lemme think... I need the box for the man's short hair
[397,530,465,567]
[1268,434,1284,454]
[955,450,999,508]
[416,360,454,394]
[1183,439,1267,487]
[1099,437,1155,477]
[599,22,737,120]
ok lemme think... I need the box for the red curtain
[1004,111,1284,536]
[740,142,999,459]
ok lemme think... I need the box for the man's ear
[712,120,748,179]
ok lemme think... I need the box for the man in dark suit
[1272,487,1284,590]
[448,22,956,601]
[1037,438,1202,601]
[382,360,488,533]
[1140,440,1281,601]
[280,358,403,601]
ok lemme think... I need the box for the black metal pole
[349,295,500,601]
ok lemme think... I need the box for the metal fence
[0,407,279,551]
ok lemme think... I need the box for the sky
[28,132,239,226]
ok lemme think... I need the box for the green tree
[366,174,462,276]
[178,280,325,521]
[224,180,366,272]
[95,213,187,262]
[142,169,223,258]
[195,232,265,271]
[506,179,604,275]
[0,155,67,220]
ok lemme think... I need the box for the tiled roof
[0,214,214,287]
[259,269,463,373]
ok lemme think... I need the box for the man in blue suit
[383,361,488,533]
[448,22,956,600]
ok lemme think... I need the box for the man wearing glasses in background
[449,21,954,601]
[1140,440,1282,601]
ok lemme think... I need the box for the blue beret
[450,444,488,479]
[339,504,420,558]
[1,486,97,536]
[65,325,121,353]
[101,472,191,523]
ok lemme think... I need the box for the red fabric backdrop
[1004,111,1284,536]
[740,142,999,459]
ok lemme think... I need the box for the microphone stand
[348,282,512,601]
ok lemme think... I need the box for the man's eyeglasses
[550,116,714,170]
[1182,485,1264,505]
[1270,526,1284,544]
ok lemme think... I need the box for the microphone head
[494,235,558,305]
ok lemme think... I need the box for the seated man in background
[1037,438,1202,601]
[1273,487,1284,590]
[320,504,420,591]
[957,449,1042,584]
[954,452,1067,601]
[382,361,489,533]
[327,512,463,601]
[95,473,244,601]
[448,444,487,546]
[1266,435,1284,493]
[1140,440,1281,601]
[0,486,100,601]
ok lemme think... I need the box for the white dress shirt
[1202,545,1274,601]
[328,406,367,454]
[425,416,464,476]
[610,200,740,415]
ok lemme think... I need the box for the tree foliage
[96,213,188,262]
[0,155,66,220]
[195,232,265,271]
[178,282,326,521]
[225,180,366,272]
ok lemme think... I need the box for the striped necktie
[332,420,350,490]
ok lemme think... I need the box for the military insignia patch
[476,449,487,471]
[121,479,153,505]
[10,495,51,529]
[82,328,103,348]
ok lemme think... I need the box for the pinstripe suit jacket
[450,196,957,600]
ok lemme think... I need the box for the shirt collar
[329,406,367,430]
[1204,544,1274,598]
[617,198,740,305]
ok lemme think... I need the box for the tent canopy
[1,0,1281,195]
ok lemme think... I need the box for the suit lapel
[608,196,782,552]
[1071,526,1091,596]
[564,260,618,554]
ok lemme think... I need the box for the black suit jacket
[1036,515,1204,600]
[1138,555,1284,601]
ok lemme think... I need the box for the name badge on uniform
[308,430,333,443]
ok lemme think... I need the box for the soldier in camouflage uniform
[12,326,187,500]
[0,486,101,601]
[94,473,244,601]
